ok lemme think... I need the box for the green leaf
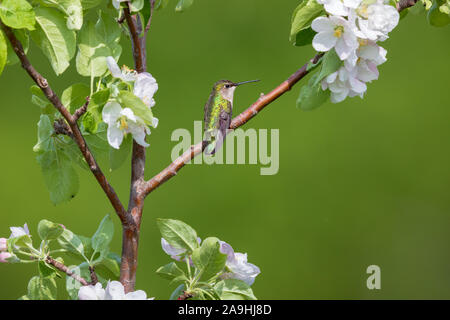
[427,0,450,26]
[27,276,57,300]
[33,114,54,153]
[94,252,121,278]
[176,0,194,12]
[313,49,342,86]
[76,21,110,77]
[109,134,132,171]
[130,0,145,12]
[34,116,80,204]
[30,85,54,114]
[0,30,6,76]
[95,11,122,49]
[293,27,316,47]
[37,219,64,240]
[62,83,90,114]
[81,0,103,10]
[39,0,84,30]
[118,91,154,127]
[65,264,90,299]
[297,72,330,111]
[38,261,57,278]
[0,0,35,31]
[57,229,86,260]
[82,89,110,133]
[91,214,114,258]
[214,279,257,300]
[31,8,76,75]
[157,218,199,253]
[37,145,80,204]
[156,262,187,281]
[170,284,186,300]
[290,0,325,44]
[192,237,227,282]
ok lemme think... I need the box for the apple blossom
[218,241,260,286]
[102,102,151,149]
[79,281,153,300]
[317,0,363,16]
[9,224,30,239]
[106,56,138,83]
[311,16,359,60]
[222,252,261,286]
[321,67,367,103]
[0,251,12,263]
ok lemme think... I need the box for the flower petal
[311,17,334,33]
[312,32,337,52]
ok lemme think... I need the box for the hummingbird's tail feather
[204,140,216,155]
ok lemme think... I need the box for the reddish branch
[119,4,149,293]
[45,256,89,286]
[0,22,128,225]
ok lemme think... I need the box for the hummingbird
[203,79,260,155]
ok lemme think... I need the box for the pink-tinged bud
[59,224,66,230]
[0,251,12,263]
[0,238,7,252]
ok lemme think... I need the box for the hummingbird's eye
[225,84,230,88]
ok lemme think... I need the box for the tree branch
[0,21,129,226]
[45,256,89,286]
[120,3,149,293]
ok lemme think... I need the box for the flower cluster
[103,57,159,149]
[161,238,261,286]
[313,0,399,102]
[78,281,154,300]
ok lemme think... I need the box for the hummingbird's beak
[233,79,260,86]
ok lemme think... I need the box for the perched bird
[203,79,259,155]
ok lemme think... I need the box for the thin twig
[73,97,90,122]
[89,266,99,285]
[0,21,129,226]
[144,0,155,36]
[45,256,89,286]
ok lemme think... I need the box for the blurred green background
[0,0,449,300]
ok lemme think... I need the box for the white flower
[0,251,12,263]
[311,16,358,60]
[218,241,260,286]
[9,224,30,239]
[322,66,367,103]
[106,56,138,82]
[78,283,105,300]
[102,102,150,149]
[112,0,128,10]
[223,253,261,286]
[357,39,387,65]
[317,0,362,16]
[219,241,235,261]
[134,73,158,108]
[79,281,153,300]
[351,2,399,41]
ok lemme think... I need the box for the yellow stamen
[358,38,368,46]
[119,117,128,130]
[334,26,344,38]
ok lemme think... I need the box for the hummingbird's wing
[210,110,231,155]
[203,90,216,131]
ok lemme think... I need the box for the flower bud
[0,238,7,252]
[0,251,12,263]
